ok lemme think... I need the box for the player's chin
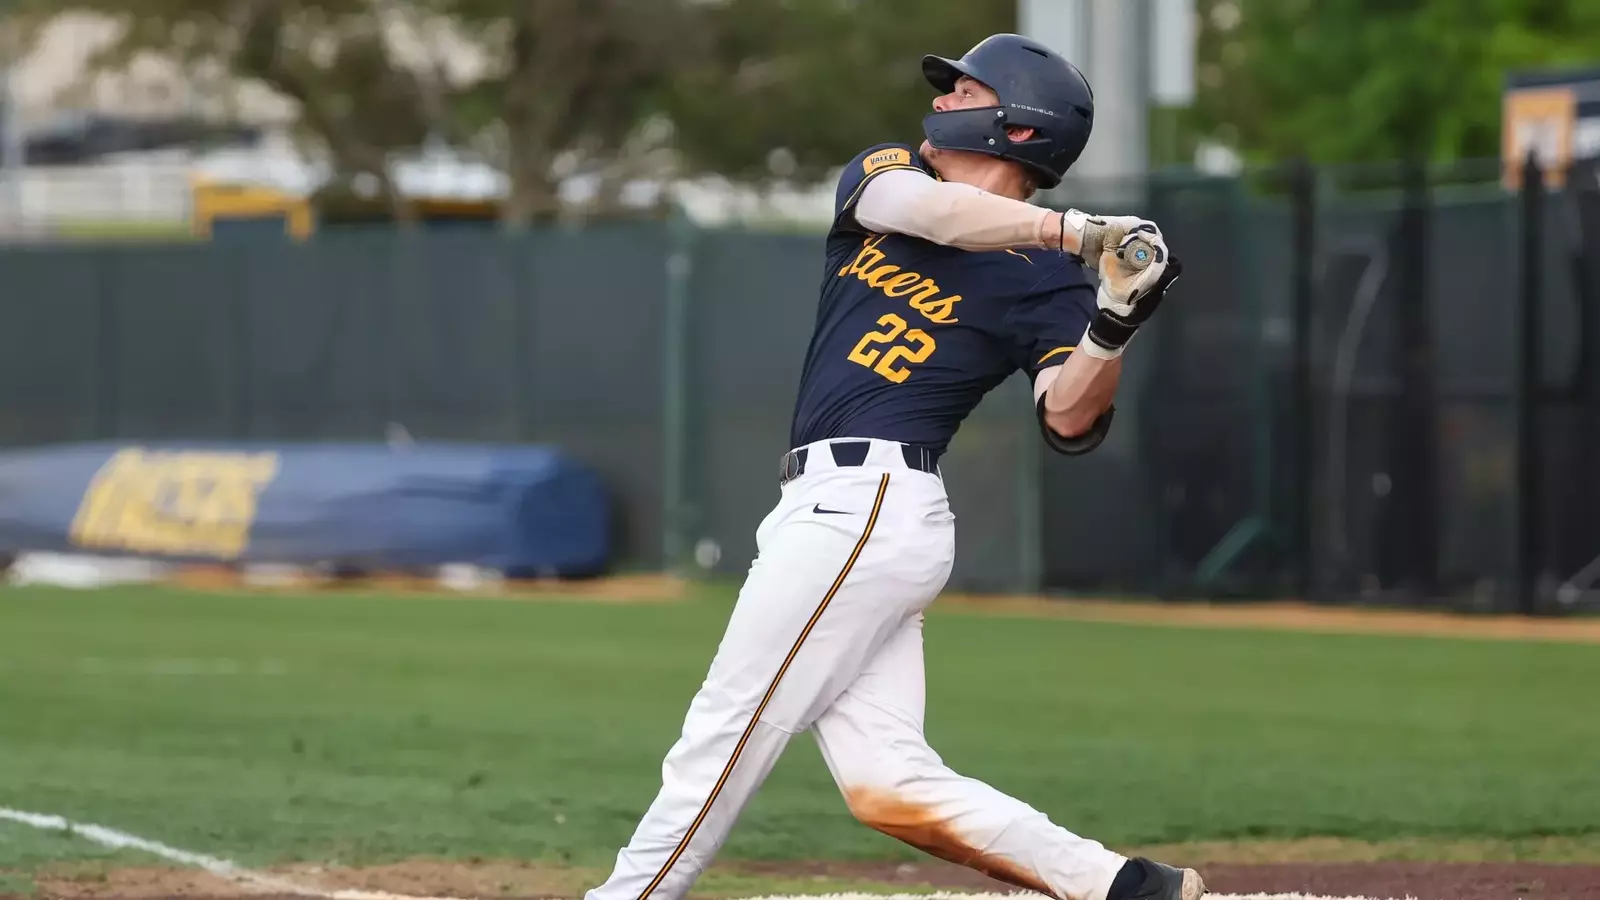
[919,139,937,159]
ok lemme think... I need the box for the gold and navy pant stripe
[634,473,891,900]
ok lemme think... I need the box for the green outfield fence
[0,155,1596,613]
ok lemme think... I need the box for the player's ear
[1005,125,1036,143]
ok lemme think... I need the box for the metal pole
[1022,0,1151,207]
[1395,158,1438,597]
[1516,151,1544,614]
[661,206,695,574]
[1289,158,1316,599]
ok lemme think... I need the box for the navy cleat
[1106,857,1206,900]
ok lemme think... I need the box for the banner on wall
[0,441,611,577]
[1503,67,1600,189]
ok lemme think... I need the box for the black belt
[780,440,940,485]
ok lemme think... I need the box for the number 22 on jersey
[848,313,936,383]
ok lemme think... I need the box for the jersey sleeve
[1005,266,1097,376]
[831,142,931,235]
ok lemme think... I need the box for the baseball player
[586,33,1200,900]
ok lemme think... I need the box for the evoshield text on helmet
[921,33,1095,190]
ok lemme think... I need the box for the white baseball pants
[584,438,1127,900]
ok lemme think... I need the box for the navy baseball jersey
[788,142,1096,456]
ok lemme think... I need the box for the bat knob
[1121,238,1155,270]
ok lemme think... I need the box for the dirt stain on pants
[843,787,1059,898]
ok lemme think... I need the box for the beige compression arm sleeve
[854,167,1063,252]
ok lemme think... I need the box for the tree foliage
[663,0,1014,186]
[1192,0,1600,165]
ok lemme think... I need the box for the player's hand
[1096,223,1169,315]
[1081,224,1183,360]
[1060,209,1148,271]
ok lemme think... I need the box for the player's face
[932,75,1001,112]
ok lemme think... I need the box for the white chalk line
[0,807,466,900]
[0,806,1395,900]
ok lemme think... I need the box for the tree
[1192,0,1600,165]
[664,0,1015,187]
[444,0,705,221]
[16,0,706,223]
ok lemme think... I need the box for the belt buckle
[780,449,802,484]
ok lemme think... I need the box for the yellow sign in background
[1503,85,1576,189]
[69,448,281,560]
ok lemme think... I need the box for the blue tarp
[0,441,610,576]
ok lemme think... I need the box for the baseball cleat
[1108,857,1206,900]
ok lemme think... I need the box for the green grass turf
[0,585,1597,874]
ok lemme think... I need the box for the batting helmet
[921,34,1094,190]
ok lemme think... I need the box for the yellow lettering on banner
[69,448,281,560]
[863,148,912,175]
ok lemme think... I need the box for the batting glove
[1081,224,1183,360]
[1060,209,1150,271]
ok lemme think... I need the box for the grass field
[2,584,1599,897]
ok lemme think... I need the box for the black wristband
[1036,395,1115,456]
[1086,309,1139,352]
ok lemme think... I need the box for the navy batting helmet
[921,34,1094,190]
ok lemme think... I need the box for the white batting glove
[1097,224,1169,314]
[1081,224,1183,360]
[1060,209,1150,271]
